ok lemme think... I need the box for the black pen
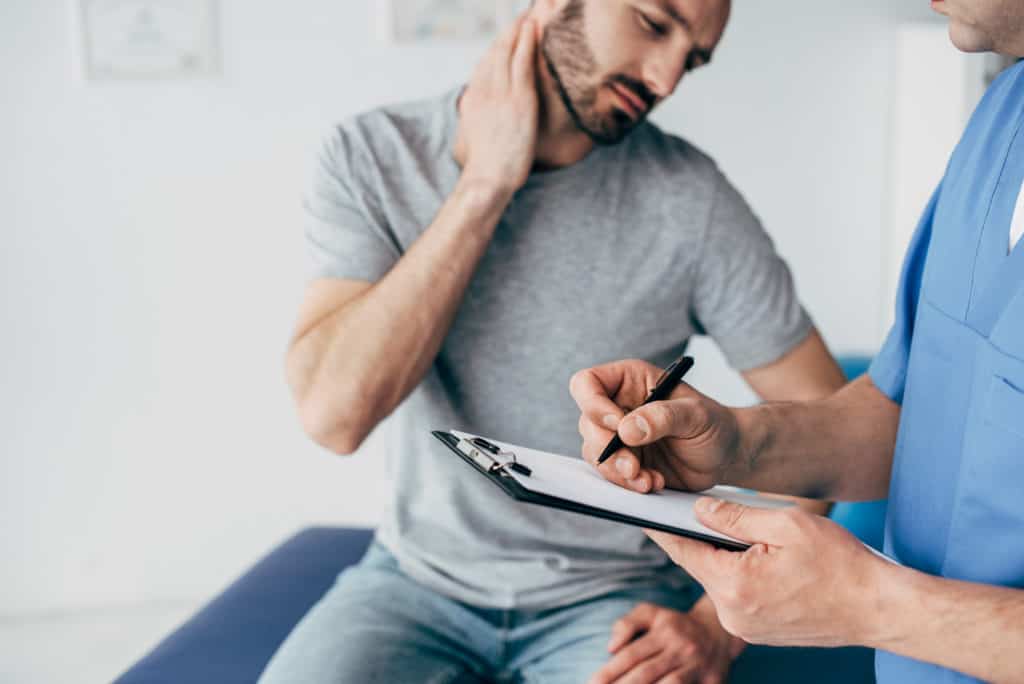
[595,354,695,465]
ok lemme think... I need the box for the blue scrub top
[870,62,1024,683]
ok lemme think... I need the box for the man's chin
[582,114,642,146]
[947,22,996,53]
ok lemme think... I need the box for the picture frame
[77,0,220,80]
[381,0,527,43]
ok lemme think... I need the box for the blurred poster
[385,0,527,42]
[79,0,219,80]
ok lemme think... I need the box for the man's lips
[610,82,649,120]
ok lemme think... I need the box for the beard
[540,0,654,145]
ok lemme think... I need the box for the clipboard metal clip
[456,436,532,477]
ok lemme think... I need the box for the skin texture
[931,0,1024,55]
[286,3,851,683]
[570,8,1024,679]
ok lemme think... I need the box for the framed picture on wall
[77,0,219,80]
[382,0,527,43]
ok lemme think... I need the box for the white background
[2,0,971,621]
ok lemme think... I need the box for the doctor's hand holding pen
[570,358,742,495]
[570,358,906,649]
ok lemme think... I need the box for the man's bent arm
[286,17,541,454]
[286,180,511,454]
[728,375,900,501]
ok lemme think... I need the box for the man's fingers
[616,654,693,684]
[608,603,658,652]
[481,13,526,84]
[694,498,794,545]
[607,622,637,654]
[607,604,652,653]
[496,12,526,50]
[588,640,662,684]
[510,17,537,85]
[619,394,708,447]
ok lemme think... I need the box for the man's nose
[643,50,689,100]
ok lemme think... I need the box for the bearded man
[261,1,846,682]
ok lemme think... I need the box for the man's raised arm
[287,17,540,454]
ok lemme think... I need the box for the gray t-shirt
[305,89,812,609]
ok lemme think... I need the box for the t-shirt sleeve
[690,172,813,371]
[869,184,940,405]
[303,124,401,282]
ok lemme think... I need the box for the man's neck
[532,52,596,172]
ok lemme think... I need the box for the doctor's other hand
[570,359,742,493]
[646,498,891,648]
[454,13,540,196]
[587,599,744,684]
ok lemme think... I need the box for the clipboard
[432,429,794,552]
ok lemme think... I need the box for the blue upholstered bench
[116,357,884,683]
[115,527,876,683]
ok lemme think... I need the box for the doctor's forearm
[726,376,900,501]
[864,566,1024,683]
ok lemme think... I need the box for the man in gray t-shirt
[263,2,845,683]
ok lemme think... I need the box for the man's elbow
[296,396,374,456]
[285,351,372,454]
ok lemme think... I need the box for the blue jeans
[258,543,701,683]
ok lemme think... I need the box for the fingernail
[633,416,650,439]
[696,497,723,514]
[616,459,630,476]
[603,414,620,430]
[630,475,650,492]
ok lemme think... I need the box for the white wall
[882,25,987,334]
[2,1,957,618]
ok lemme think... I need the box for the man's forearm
[860,564,1024,683]
[293,179,512,450]
[726,376,900,501]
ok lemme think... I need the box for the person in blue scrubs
[570,1,1024,681]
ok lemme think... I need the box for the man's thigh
[510,583,702,684]
[258,544,492,684]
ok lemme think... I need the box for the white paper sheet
[451,430,792,545]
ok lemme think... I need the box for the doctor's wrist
[729,405,767,485]
[848,554,919,650]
